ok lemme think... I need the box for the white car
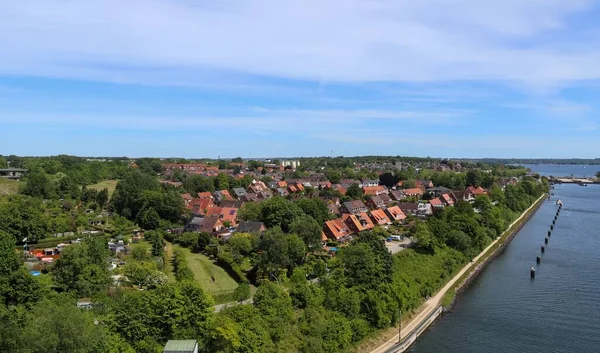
[390,235,402,241]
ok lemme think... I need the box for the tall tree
[258,197,303,232]
[289,215,323,251]
[345,183,364,200]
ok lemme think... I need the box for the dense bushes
[173,249,194,282]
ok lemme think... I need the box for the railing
[383,306,443,353]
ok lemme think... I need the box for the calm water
[519,164,599,178]
[408,183,600,353]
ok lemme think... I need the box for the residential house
[403,188,424,198]
[467,186,488,196]
[335,185,347,195]
[417,203,433,217]
[275,188,289,197]
[339,179,362,187]
[213,190,233,203]
[276,181,288,189]
[341,200,368,214]
[357,212,375,230]
[416,180,434,190]
[197,192,213,200]
[327,203,341,216]
[429,198,444,210]
[219,200,244,208]
[232,187,248,198]
[205,206,239,227]
[361,179,380,187]
[317,181,332,189]
[181,193,193,206]
[427,186,453,198]
[384,206,406,223]
[189,198,215,215]
[389,189,407,201]
[441,193,455,206]
[367,195,387,209]
[235,221,266,234]
[323,219,352,242]
[397,203,419,216]
[242,193,259,202]
[362,185,387,196]
[184,216,204,232]
[342,214,366,233]
[369,208,392,226]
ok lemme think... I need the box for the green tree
[253,282,293,343]
[111,170,160,220]
[238,202,262,222]
[51,243,110,297]
[21,296,109,353]
[345,183,364,200]
[446,230,472,253]
[294,198,330,225]
[22,169,54,199]
[0,156,7,168]
[289,214,324,251]
[258,228,306,276]
[258,197,303,232]
[466,170,482,187]
[0,195,49,242]
[412,222,435,252]
[97,188,109,208]
[228,233,253,264]
[233,283,251,302]
[136,207,161,230]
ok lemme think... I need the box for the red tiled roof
[429,198,443,207]
[323,219,350,241]
[441,193,454,205]
[403,188,424,196]
[369,209,391,225]
[197,192,213,199]
[342,214,365,233]
[362,185,385,195]
[357,212,375,229]
[385,206,406,221]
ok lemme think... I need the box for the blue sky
[1,0,600,159]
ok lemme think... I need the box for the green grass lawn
[88,180,118,198]
[164,242,176,282]
[173,245,239,295]
[0,178,19,196]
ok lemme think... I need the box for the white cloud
[1,0,599,87]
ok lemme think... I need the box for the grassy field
[172,245,239,295]
[88,180,118,198]
[0,178,19,196]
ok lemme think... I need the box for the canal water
[408,183,600,353]
[519,164,599,178]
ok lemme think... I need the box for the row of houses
[322,205,407,242]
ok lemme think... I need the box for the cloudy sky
[1,0,600,158]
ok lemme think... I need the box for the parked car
[386,237,393,242]
[390,235,402,241]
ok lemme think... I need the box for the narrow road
[214,299,253,313]
[369,194,546,353]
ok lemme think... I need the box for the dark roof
[428,186,453,193]
[236,221,266,233]
[219,200,244,208]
